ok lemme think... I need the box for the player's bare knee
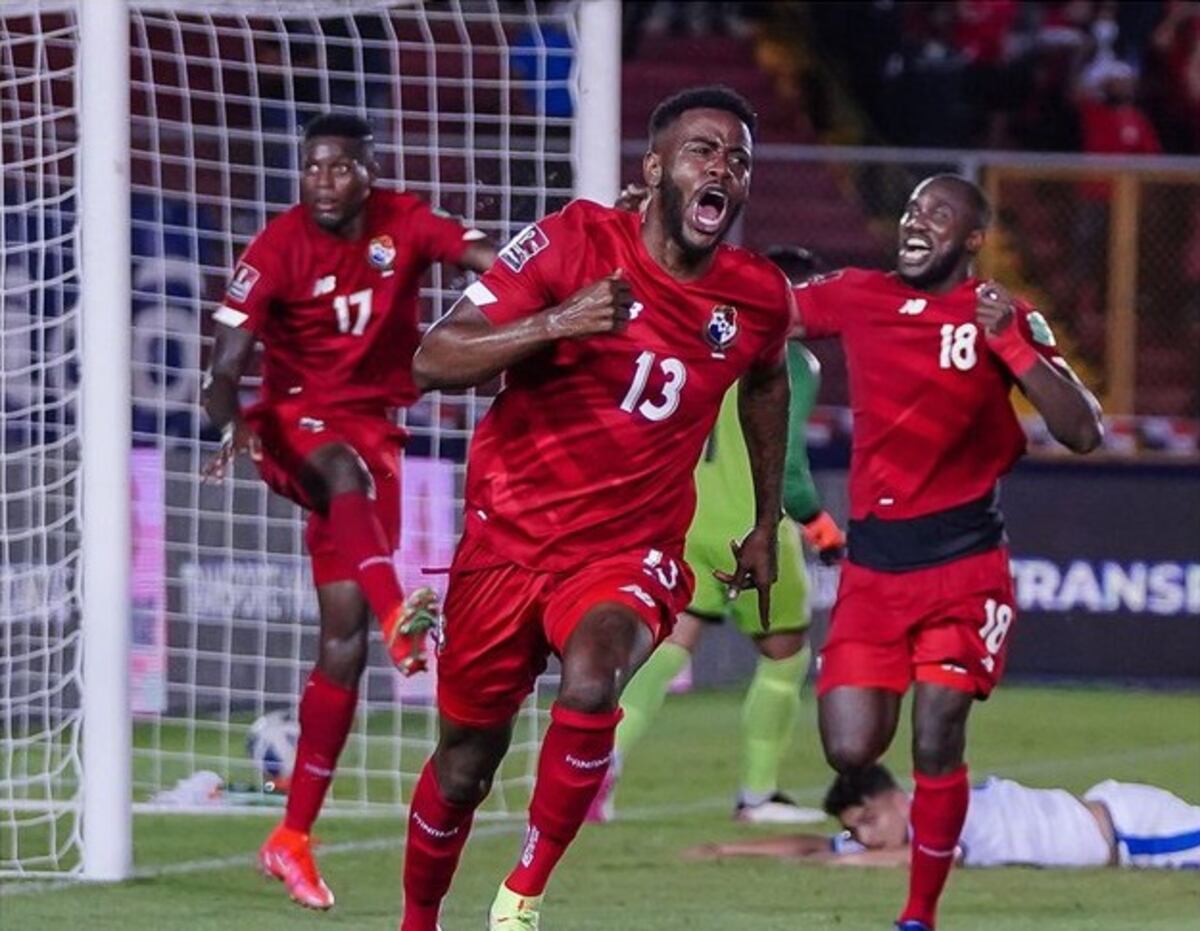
[754,630,807,661]
[556,677,619,715]
[317,632,368,687]
[322,445,372,495]
[438,766,493,807]
[822,732,877,774]
[564,605,651,683]
[434,746,500,806]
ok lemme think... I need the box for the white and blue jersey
[960,777,1200,869]
[959,776,1109,867]
[1084,780,1200,870]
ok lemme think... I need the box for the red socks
[901,765,969,929]
[504,704,622,897]
[283,669,357,833]
[400,704,620,927]
[327,490,404,622]
[401,760,478,931]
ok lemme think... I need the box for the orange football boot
[258,823,335,910]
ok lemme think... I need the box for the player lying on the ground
[397,84,795,931]
[590,245,844,827]
[200,112,494,911]
[793,175,1104,931]
[684,763,1200,870]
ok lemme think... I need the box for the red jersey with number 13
[794,269,1063,521]
[215,188,479,410]
[461,199,792,573]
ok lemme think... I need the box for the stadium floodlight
[0,0,619,881]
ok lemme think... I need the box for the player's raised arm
[975,282,1103,454]
[412,271,633,390]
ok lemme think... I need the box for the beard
[899,243,966,289]
[659,174,741,261]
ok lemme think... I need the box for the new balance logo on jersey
[629,301,644,320]
[898,298,927,316]
[312,275,336,297]
[499,223,549,272]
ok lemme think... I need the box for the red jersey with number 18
[215,188,480,411]
[460,199,792,573]
[794,269,1063,522]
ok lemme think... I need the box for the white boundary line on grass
[0,794,734,898]
[2,739,1195,899]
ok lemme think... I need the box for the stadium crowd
[627,1,1200,155]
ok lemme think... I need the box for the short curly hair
[648,85,757,144]
[302,112,373,144]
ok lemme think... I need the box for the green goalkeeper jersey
[690,342,821,539]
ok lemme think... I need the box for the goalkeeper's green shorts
[682,518,809,635]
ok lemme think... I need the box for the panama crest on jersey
[704,304,738,355]
[367,234,396,273]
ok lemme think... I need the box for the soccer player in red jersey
[201,113,495,911]
[397,86,794,931]
[793,175,1104,931]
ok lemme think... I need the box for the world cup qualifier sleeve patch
[227,262,261,302]
[498,223,549,273]
[1026,310,1057,347]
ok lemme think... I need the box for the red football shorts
[436,533,694,728]
[816,546,1016,699]
[243,401,405,586]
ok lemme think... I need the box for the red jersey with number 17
[794,269,1063,521]
[215,188,480,411]
[460,199,792,573]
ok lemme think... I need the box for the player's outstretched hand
[544,270,634,340]
[201,417,262,484]
[713,526,778,631]
[613,183,649,214]
[974,280,1016,336]
[801,510,846,565]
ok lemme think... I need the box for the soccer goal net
[1,0,617,879]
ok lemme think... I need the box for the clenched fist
[543,270,634,340]
[975,279,1040,376]
[974,280,1016,336]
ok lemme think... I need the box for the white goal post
[0,0,619,881]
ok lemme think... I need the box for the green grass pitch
[3,684,1198,930]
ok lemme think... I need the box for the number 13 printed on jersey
[620,351,687,421]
